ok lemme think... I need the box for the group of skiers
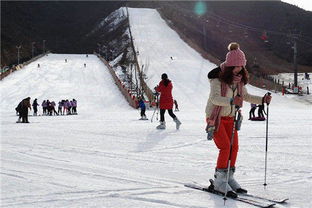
[16,98,78,123]
[41,99,77,116]
[249,103,266,120]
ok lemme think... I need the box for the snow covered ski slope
[1,8,311,208]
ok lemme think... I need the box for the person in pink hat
[205,42,272,197]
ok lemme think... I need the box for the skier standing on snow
[138,96,147,120]
[17,97,32,123]
[51,101,59,115]
[154,73,181,130]
[58,101,63,115]
[205,42,272,197]
[72,99,77,114]
[32,98,39,116]
[42,100,47,115]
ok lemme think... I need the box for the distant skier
[51,101,59,115]
[37,63,40,68]
[46,100,52,115]
[16,97,32,123]
[248,103,257,120]
[138,96,147,120]
[154,73,181,130]
[67,100,72,115]
[32,98,39,116]
[65,59,67,63]
[72,99,77,114]
[42,100,47,115]
[205,42,272,197]
[58,101,63,115]
[84,63,86,68]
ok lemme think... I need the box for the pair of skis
[185,179,288,208]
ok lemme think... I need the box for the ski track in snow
[1,8,311,208]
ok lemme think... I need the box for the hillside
[1,1,312,74]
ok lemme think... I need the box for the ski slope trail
[1,8,311,208]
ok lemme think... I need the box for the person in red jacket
[155,73,181,130]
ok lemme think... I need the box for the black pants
[160,109,176,122]
[140,108,146,117]
[33,107,38,115]
[20,109,29,123]
[249,107,256,119]
[258,109,265,118]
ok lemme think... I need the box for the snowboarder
[32,98,39,116]
[249,103,257,120]
[138,96,147,120]
[16,97,32,123]
[205,42,272,197]
[155,73,181,130]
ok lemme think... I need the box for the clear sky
[282,0,312,11]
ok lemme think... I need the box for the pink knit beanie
[222,42,247,68]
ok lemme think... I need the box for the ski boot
[214,168,237,198]
[229,167,247,194]
[173,117,181,130]
[156,121,166,130]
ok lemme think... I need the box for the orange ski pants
[213,117,239,169]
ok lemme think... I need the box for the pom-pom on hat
[223,42,247,67]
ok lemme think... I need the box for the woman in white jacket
[205,42,272,198]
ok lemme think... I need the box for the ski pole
[151,93,159,123]
[263,92,271,187]
[223,106,239,203]
[151,106,157,123]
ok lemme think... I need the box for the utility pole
[293,37,298,88]
[42,40,45,53]
[97,43,101,55]
[16,45,21,65]
[32,42,35,58]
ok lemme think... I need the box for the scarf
[207,65,244,131]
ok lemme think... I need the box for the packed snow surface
[1,8,311,208]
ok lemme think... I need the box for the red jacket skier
[155,73,181,130]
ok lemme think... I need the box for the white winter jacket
[205,78,263,118]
